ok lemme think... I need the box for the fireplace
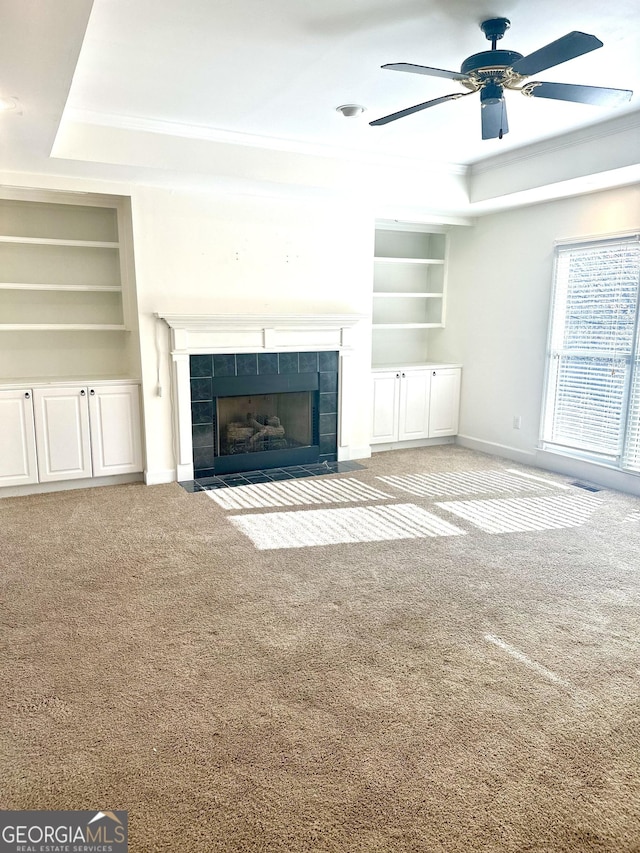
[190,350,338,477]
[155,313,366,484]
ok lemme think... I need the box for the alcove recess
[0,187,140,383]
[372,222,448,367]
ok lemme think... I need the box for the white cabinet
[371,372,400,444]
[0,381,142,487]
[372,369,431,444]
[88,384,143,477]
[429,368,461,437]
[398,370,431,441]
[33,386,92,481]
[0,389,38,487]
[371,366,461,446]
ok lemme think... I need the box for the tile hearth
[179,460,365,492]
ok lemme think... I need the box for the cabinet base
[371,436,456,452]
[0,472,143,499]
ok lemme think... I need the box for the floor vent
[570,481,602,492]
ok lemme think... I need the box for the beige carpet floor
[1,446,640,852]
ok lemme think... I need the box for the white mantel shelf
[156,313,367,328]
[156,312,368,354]
[155,312,368,480]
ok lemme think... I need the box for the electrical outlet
[513,415,522,429]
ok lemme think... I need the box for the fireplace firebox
[190,351,338,477]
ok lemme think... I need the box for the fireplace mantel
[155,313,368,481]
[156,312,367,355]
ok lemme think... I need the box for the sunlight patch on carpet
[484,634,571,688]
[229,503,466,549]
[505,469,570,489]
[377,470,554,498]
[206,477,393,510]
[437,493,599,534]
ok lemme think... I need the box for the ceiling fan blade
[382,62,469,82]
[481,98,509,140]
[525,81,633,106]
[369,92,469,126]
[511,31,603,77]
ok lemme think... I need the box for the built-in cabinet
[371,366,461,446]
[0,382,142,488]
[0,188,143,493]
[0,389,39,487]
[371,222,461,449]
[428,367,462,438]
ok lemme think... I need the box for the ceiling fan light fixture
[336,104,366,117]
[480,83,504,106]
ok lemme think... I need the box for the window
[541,234,640,473]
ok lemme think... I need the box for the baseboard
[535,449,640,497]
[456,435,640,497]
[455,434,537,465]
[338,445,372,462]
[144,469,176,486]
[372,437,455,453]
[0,473,144,499]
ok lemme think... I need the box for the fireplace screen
[217,392,314,457]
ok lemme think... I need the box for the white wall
[430,184,640,484]
[130,186,375,481]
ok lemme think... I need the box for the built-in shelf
[0,235,119,249]
[373,323,442,329]
[0,283,122,292]
[373,292,443,299]
[372,225,449,366]
[0,189,139,383]
[0,324,128,331]
[374,257,445,265]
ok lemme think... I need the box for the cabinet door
[0,389,38,486]
[398,370,431,441]
[429,368,461,437]
[88,384,143,476]
[371,372,400,444]
[32,387,92,481]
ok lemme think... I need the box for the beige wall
[430,184,640,466]
[130,186,375,480]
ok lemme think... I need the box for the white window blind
[542,235,640,472]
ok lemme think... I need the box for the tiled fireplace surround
[157,313,366,482]
[190,349,339,477]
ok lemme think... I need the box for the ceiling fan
[370,17,633,139]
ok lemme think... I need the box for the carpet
[1,445,639,852]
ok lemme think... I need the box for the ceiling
[1,0,639,218]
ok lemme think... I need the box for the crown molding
[470,108,640,176]
[62,108,468,176]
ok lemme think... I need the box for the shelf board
[374,256,445,265]
[373,292,443,298]
[0,375,141,387]
[0,235,120,249]
[0,283,122,292]
[0,324,128,331]
[373,323,444,329]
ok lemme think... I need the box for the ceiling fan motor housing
[460,50,524,77]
